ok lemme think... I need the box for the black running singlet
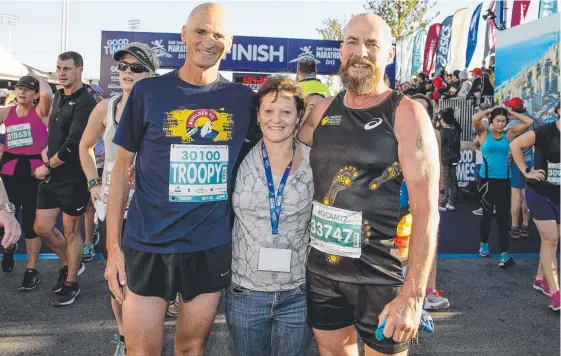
[307,90,406,285]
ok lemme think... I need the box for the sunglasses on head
[118,62,150,73]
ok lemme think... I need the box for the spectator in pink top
[0,74,53,292]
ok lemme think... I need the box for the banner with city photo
[495,12,560,121]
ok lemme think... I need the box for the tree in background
[317,0,439,42]
[364,0,438,41]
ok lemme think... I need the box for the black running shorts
[306,270,409,355]
[37,176,90,216]
[123,242,232,301]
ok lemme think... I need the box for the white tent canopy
[0,44,29,80]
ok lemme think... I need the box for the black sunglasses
[118,62,150,73]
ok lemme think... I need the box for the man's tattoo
[423,168,431,182]
[416,133,423,150]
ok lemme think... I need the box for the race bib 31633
[169,144,229,202]
[309,201,362,258]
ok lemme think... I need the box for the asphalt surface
[0,256,559,356]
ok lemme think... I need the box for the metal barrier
[435,96,493,141]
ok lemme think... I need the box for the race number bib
[104,162,134,208]
[7,123,33,149]
[547,162,560,185]
[309,201,363,258]
[169,144,228,202]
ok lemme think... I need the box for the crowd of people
[0,3,558,356]
[399,63,495,103]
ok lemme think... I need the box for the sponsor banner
[449,8,469,71]
[100,31,341,97]
[411,30,426,76]
[457,149,477,188]
[511,0,532,26]
[435,16,453,74]
[423,24,441,75]
[496,0,506,28]
[466,3,483,68]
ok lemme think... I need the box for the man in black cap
[33,51,97,307]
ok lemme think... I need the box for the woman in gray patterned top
[226,75,314,356]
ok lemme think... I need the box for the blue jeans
[225,283,313,356]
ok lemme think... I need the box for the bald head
[343,13,393,48]
[186,2,232,35]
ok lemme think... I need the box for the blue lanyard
[262,140,296,235]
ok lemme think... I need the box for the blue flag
[466,3,483,68]
[496,0,506,28]
[411,30,425,75]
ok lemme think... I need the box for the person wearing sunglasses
[78,41,159,356]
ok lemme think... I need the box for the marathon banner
[434,16,453,74]
[511,0,532,27]
[457,149,477,188]
[466,3,483,68]
[423,24,440,75]
[100,31,342,97]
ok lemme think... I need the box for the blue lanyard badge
[262,140,296,235]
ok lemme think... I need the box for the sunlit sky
[0,0,541,79]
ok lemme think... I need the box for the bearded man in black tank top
[298,13,440,356]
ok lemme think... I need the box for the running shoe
[52,263,85,292]
[92,226,100,246]
[438,206,447,212]
[549,291,560,311]
[509,227,521,239]
[18,269,40,291]
[479,242,490,257]
[472,207,483,216]
[445,204,456,212]
[498,253,515,268]
[82,243,95,262]
[113,334,126,356]
[520,225,530,238]
[52,266,68,292]
[167,298,180,317]
[424,288,450,310]
[53,282,80,306]
[2,242,18,272]
[533,276,550,296]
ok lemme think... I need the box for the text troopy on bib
[548,162,560,186]
[104,162,134,207]
[7,123,33,149]
[309,201,363,258]
[169,144,229,202]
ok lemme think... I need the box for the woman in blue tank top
[473,107,533,267]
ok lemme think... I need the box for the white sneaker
[445,204,456,211]
[424,289,450,310]
[438,206,447,212]
[472,207,483,215]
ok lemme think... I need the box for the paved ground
[1,257,558,356]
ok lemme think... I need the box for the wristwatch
[525,167,532,174]
[87,178,102,191]
[44,160,52,171]
[0,202,16,215]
